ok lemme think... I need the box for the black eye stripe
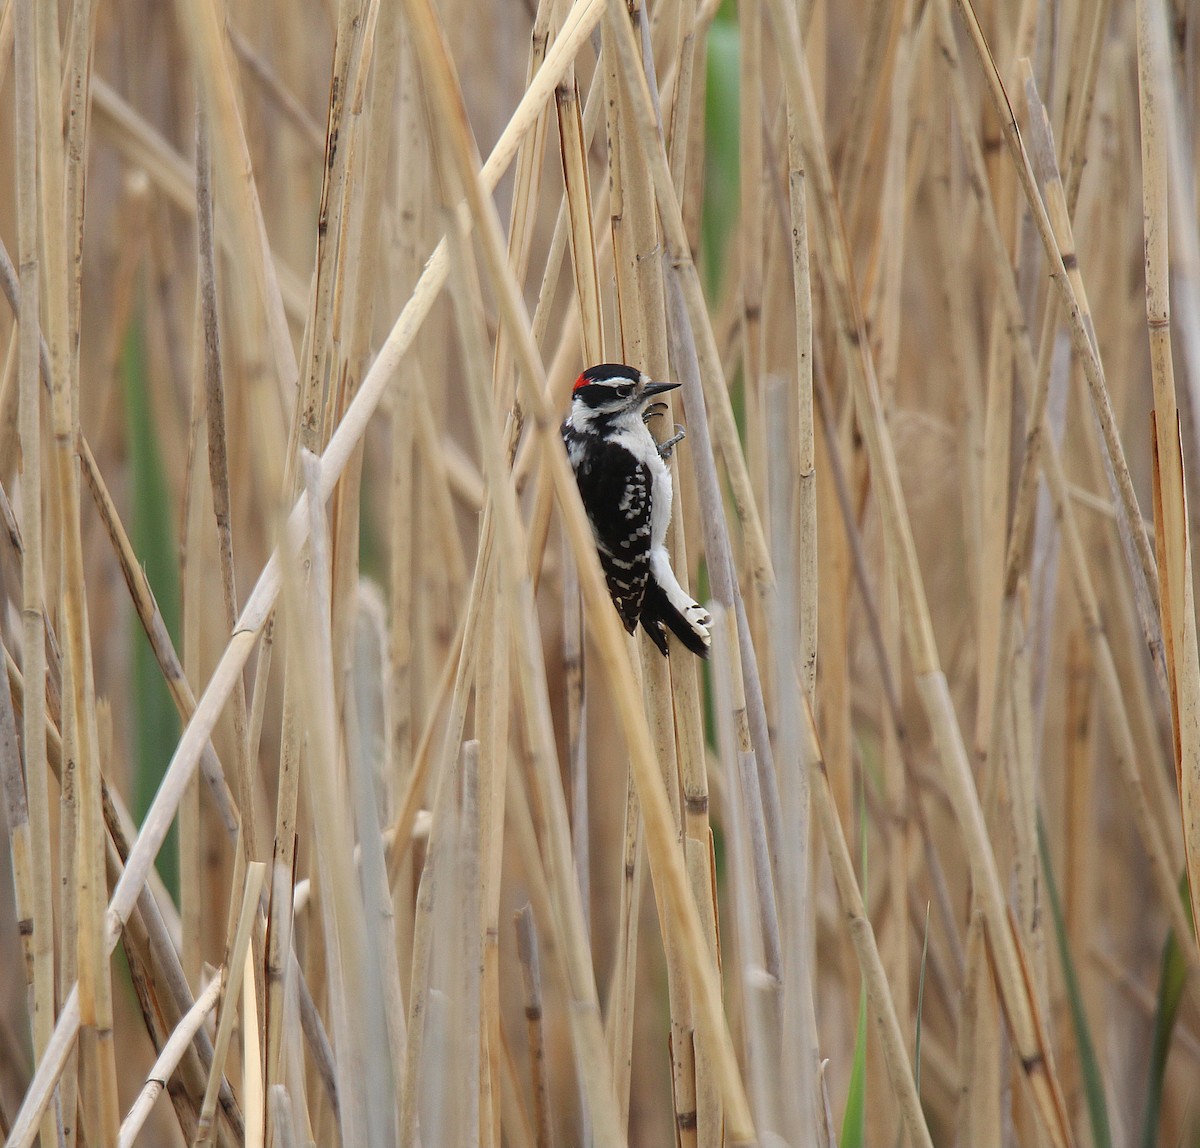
[576,381,637,406]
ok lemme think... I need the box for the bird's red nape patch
[573,372,591,393]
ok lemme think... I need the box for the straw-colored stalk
[1136,0,1200,945]
[171,0,297,393]
[11,5,57,1147]
[196,102,259,874]
[557,69,604,365]
[195,859,265,1148]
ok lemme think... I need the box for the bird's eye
[616,384,634,398]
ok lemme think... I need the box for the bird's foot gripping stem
[657,425,686,460]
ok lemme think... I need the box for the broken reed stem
[195,859,266,1148]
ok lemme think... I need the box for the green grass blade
[1037,813,1111,1148]
[841,984,868,1148]
[841,786,869,1148]
[1140,930,1187,1148]
[914,901,930,1101]
[122,308,182,902]
[701,13,740,296]
[1140,875,1192,1148]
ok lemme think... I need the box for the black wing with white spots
[563,427,653,633]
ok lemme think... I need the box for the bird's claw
[643,401,669,423]
[657,424,686,459]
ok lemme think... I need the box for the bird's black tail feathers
[639,580,711,658]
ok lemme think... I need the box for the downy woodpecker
[562,363,712,657]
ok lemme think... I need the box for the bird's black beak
[642,380,681,398]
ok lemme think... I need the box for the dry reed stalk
[515,904,553,1148]
[765,383,822,1145]
[476,585,511,1148]
[461,741,484,1148]
[1060,631,1095,1116]
[494,0,554,408]
[603,8,707,1138]
[662,56,720,1100]
[557,71,604,365]
[347,593,408,1146]
[787,111,817,702]
[0,638,39,1128]
[386,27,424,746]
[766,0,1072,1140]
[172,0,297,395]
[873,8,918,1116]
[63,0,96,409]
[739,0,766,525]
[300,448,381,1144]
[958,908,1003,1144]
[603,753,643,1125]
[397,729,464,1148]
[294,0,363,461]
[195,858,266,1148]
[327,21,404,1002]
[11,5,56,1146]
[666,0,698,196]
[0,0,12,93]
[196,103,259,873]
[242,943,264,1148]
[1136,0,1200,944]
[439,193,513,1148]
[181,309,210,1000]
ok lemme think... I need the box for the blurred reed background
[1,0,1199,1145]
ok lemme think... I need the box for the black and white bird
[562,363,712,658]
